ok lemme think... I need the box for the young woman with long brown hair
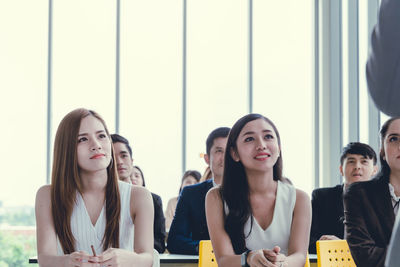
[35,108,154,267]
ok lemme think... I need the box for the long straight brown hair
[51,108,121,254]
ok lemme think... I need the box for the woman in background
[35,108,154,267]
[206,113,311,267]
[130,165,166,254]
[165,170,201,229]
[344,117,400,267]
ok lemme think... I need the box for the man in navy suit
[167,127,230,255]
[309,142,377,253]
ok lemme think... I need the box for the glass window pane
[0,1,47,209]
[186,0,248,175]
[119,0,182,204]
[52,0,116,133]
[253,0,314,194]
[359,0,369,144]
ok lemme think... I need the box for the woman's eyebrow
[78,130,105,137]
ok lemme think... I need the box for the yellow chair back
[316,240,356,267]
[304,253,310,267]
[198,240,218,267]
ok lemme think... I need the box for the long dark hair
[51,108,121,253]
[220,113,283,254]
[377,117,400,180]
[133,165,146,187]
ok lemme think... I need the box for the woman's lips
[254,153,271,161]
[90,154,105,159]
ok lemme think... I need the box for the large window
[186,0,248,179]
[52,0,116,134]
[253,0,314,193]
[119,0,183,202]
[0,0,47,208]
[3,0,377,223]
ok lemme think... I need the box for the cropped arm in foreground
[367,0,400,116]
[386,212,400,267]
[205,187,311,267]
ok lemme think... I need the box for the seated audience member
[206,114,311,267]
[344,117,400,267]
[35,109,154,267]
[111,134,166,254]
[309,142,378,253]
[167,127,230,255]
[165,170,201,229]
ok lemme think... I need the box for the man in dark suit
[167,127,230,255]
[309,142,377,253]
[111,134,166,253]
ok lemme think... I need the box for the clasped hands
[247,246,287,267]
[67,248,135,267]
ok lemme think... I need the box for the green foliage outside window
[0,231,36,267]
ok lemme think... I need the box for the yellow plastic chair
[316,240,356,267]
[304,253,310,267]
[198,240,218,267]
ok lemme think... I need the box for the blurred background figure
[165,170,201,229]
[131,166,167,254]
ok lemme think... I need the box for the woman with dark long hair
[206,113,311,267]
[344,117,400,267]
[35,108,154,267]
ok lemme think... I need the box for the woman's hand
[263,246,288,267]
[65,251,100,267]
[97,248,136,267]
[263,247,288,267]
[247,249,279,267]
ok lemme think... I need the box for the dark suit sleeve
[167,188,199,255]
[367,0,400,117]
[309,189,322,254]
[343,185,386,267]
[152,193,166,254]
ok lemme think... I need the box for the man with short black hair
[309,142,378,253]
[110,133,166,254]
[167,127,230,255]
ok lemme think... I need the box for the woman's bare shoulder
[36,185,51,201]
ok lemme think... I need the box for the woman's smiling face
[232,118,280,173]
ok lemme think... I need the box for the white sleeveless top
[225,180,296,255]
[57,181,134,255]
